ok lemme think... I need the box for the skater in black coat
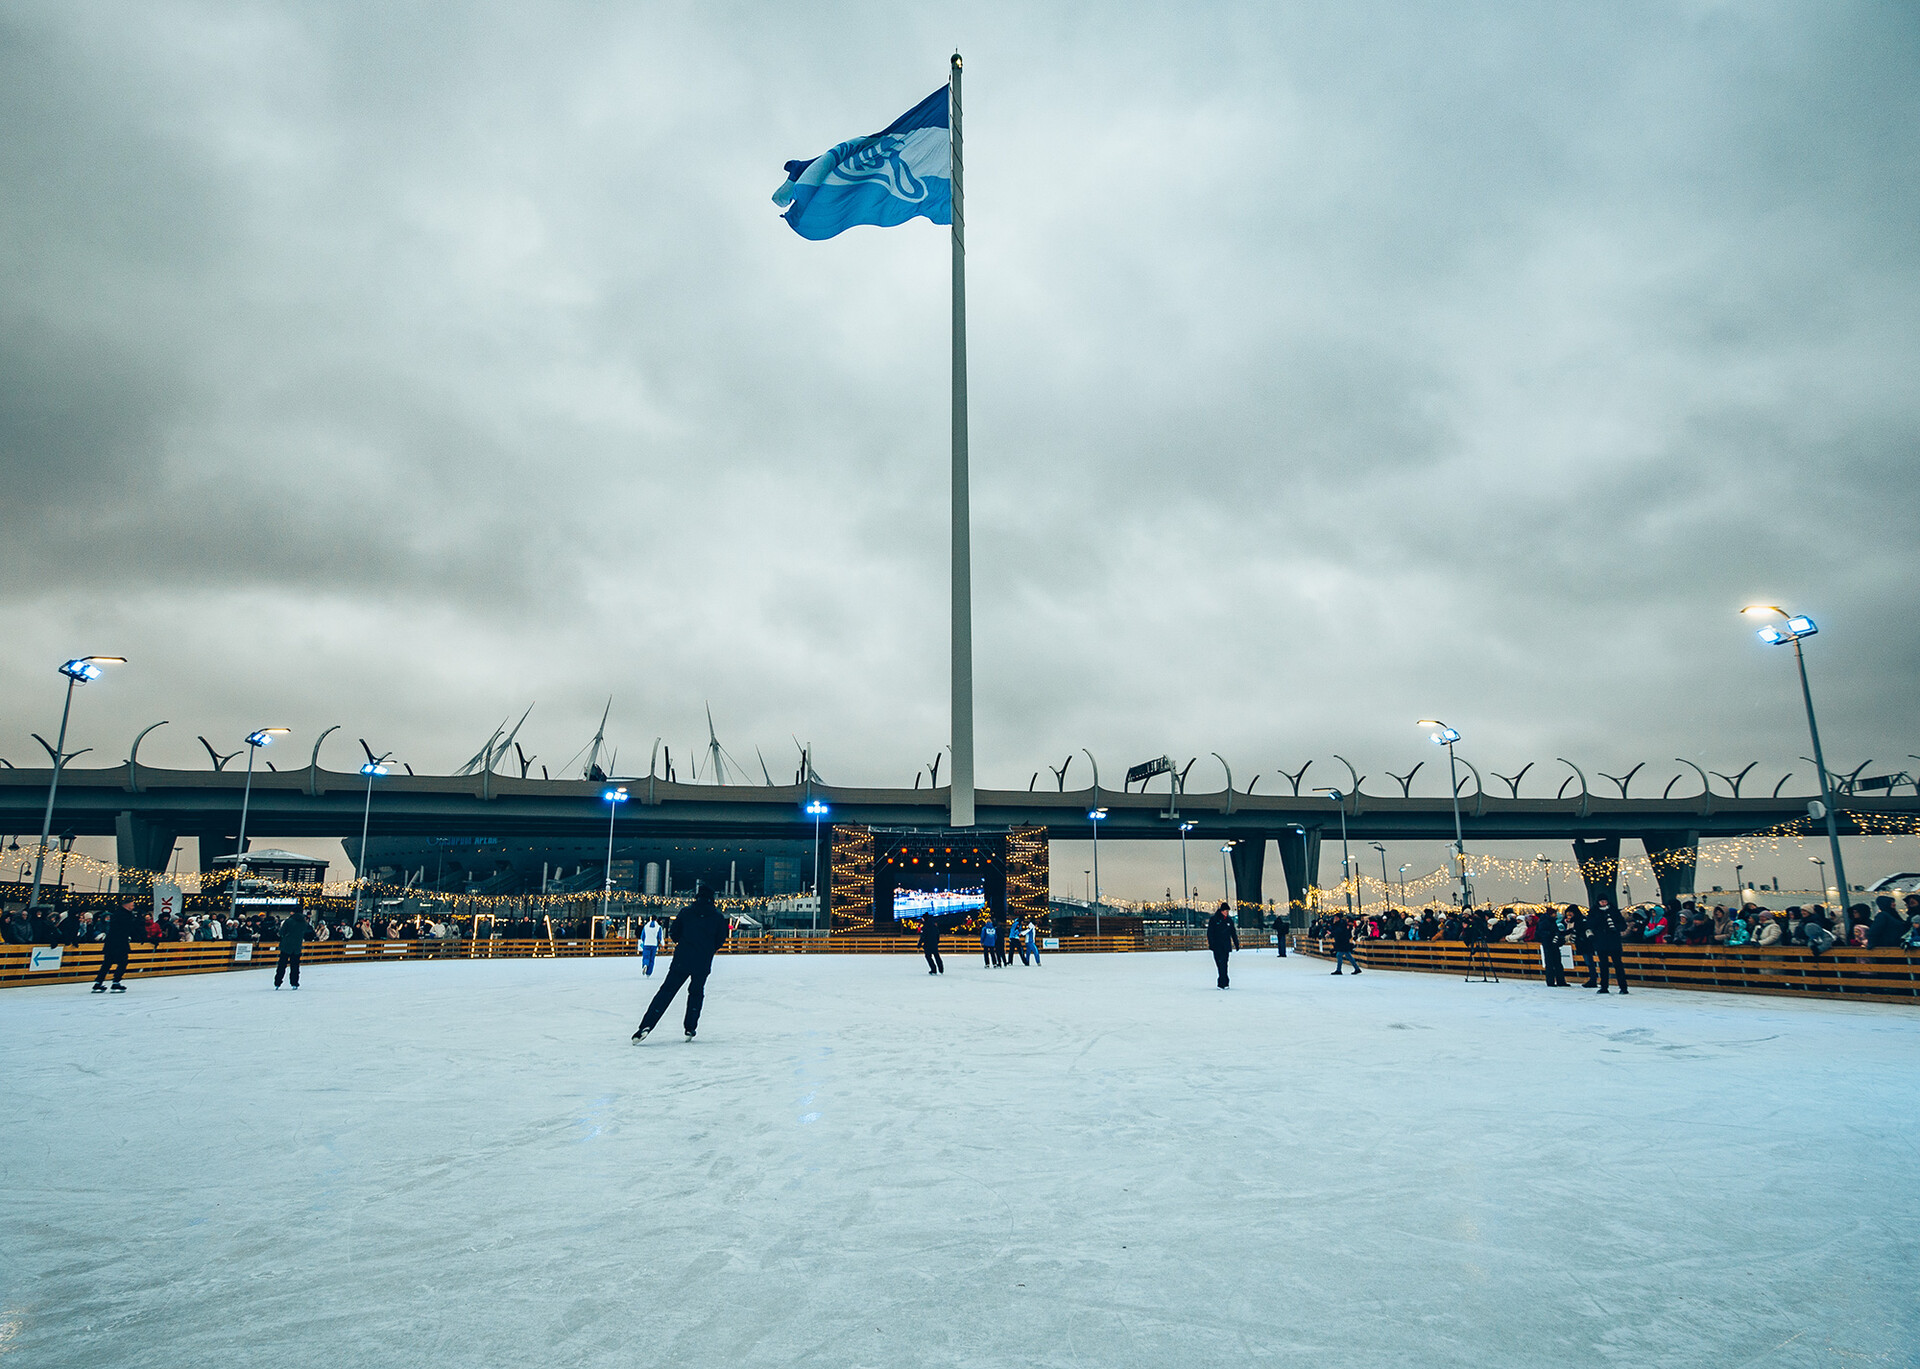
[633,891,731,1041]
[1590,899,1629,994]
[1570,903,1596,986]
[1534,907,1567,986]
[1329,914,1361,975]
[91,899,142,992]
[274,909,313,989]
[919,914,945,974]
[1206,903,1240,988]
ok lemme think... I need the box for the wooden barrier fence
[0,930,1208,990]
[1292,936,1920,1004]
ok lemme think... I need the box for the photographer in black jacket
[1589,898,1629,995]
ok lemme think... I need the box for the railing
[1292,936,1920,1003]
[0,931,1196,989]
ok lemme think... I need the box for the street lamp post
[1369,842,1389,913]
[805,799,830,933]
[1178,820,1196,928]
[1088,807,1107,936]
[1417,721,1473,910]
[29,656,126,909]
[1314,788,1354,920]
[1743,606,1854,937]
[1735,863,1745,905]
[355,753,393,923]
[1219,841,1234,909]
[230,728,290,915]
[1398,864,1411,908]
[601,787,629,921]
[1536,854,1553,906]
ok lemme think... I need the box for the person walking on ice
[91,897,141,993]
[1022,918,1040,965]
[632,890,730,1042]
[274,906,312,989]
[1207,902,1240,988]
[639,914,662,976]
[979,918,996,967]
[919,914,945,975]
[1329,913,1362,975]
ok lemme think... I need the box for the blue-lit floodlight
[230,727,292,914]
[30,656,127,909]
[59,655,124,684]
[1414,720,1472,909]
[1740,603,1850,931]
[355,750,395,919]
[600,788,630,920]
[805,800,830,932]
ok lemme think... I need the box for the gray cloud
[3,1,1917,892]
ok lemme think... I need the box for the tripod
[1463,936,1498,983]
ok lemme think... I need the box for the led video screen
[891,887,986,920]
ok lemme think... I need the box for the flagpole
[948,51,975,829]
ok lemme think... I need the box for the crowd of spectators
[1,904,631,949]
[1307,890,1920,953]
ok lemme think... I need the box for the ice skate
[632,1026,650,1043]
[110,984,126,992]
[685,1027,696,1040]
[90,984,106,993]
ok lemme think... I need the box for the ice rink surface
[3,950,1916,1369]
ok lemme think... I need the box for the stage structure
[829,824,1047,932]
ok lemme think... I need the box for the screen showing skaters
[632,890,730,1043]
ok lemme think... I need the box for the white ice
[2,951,1916,1368]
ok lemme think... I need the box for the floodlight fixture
[59,656,126,683]
[245,728,290,748]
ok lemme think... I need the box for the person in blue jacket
[979,918,997,967]
[1022,919,1041,965]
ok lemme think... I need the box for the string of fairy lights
[6,810,1915,915]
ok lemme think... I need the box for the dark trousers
[1575,947,1596,983]
[1540,943,1565,986]
[923,948,944,973]
[1212,948,1231,987]
[982,943,993,966]
[640,956,713,1033]
[94,945,130,987]
[275,945,302,987]
[1332,949,1360,973]
[1596,942,1628,991]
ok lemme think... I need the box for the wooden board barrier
[1292,936,1920,1004]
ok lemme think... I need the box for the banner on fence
[29,946,63,972]
[1043,938,1060,950]
[232,943,254,962]
[153,882,183,922]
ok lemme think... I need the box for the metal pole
[602,801,618,921]
[1792,636,1852,934]
[356,769,376,922]
[231,743,258,916]
[28,675,77,910]
[1339,806,1352,919]
[1220,845,1232,906]
[811,810,822,934]
[947,51,974,829]
[1179,827,1190,919]
[1091,812,1101,937]
[1444,741,1470,908]
[1377,846,1390,911]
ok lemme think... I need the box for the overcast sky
[4,2,1917,895]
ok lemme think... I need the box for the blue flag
[772,85,951,241]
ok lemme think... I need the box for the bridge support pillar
[115,812,179,878]
[1573,837,1621,912]
[1277,829,1322,927]
[1641,832,1699,908]
[1229,839,1266,925]
[197,831,243,874]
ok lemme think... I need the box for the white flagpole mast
[948,51,975,829]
